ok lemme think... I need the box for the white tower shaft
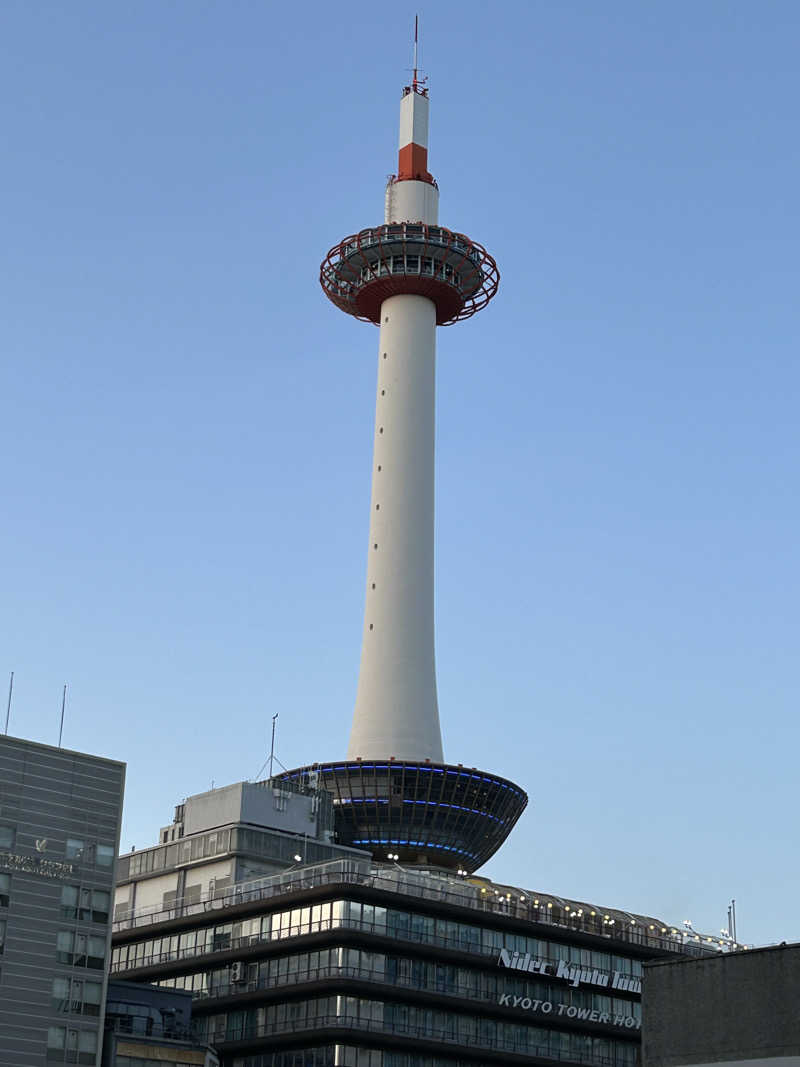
[347,88,444,762]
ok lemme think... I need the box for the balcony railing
[112,918,648,979]
[104,1015,194,1041]
[113,858,725,958]
[200,1011,637,1067]
[179,962,641,1031]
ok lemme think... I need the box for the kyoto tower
[282,34,527,872]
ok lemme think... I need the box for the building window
[62,885,110,924]
[61,885,79,919]
[65,839,84,860]
[90,889,110,924]
[95,844,114,867]
[46,1026,65,1057]
[0,826,15,849]
[0,918,6,954]
[56,931,105,969]
[57,930,74,964]
[51,977,104,1017]
[0,873,9,907]
[77,1029,97,1063]
[48,1027,97,1065]
[52,976,70,1013]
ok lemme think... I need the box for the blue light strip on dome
[401,799,502,823]
[281,764,526,802]
[351,837,478,860]
[333,796,503,823]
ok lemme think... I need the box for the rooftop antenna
[4,672,13,734]
[251,713,287,783]
[412,15,419,90]
[268,713,279,777]
[58,684,67,748]
[410,15,427,94]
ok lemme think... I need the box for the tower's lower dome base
[278,760,527,872]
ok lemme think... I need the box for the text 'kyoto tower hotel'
[282,55,528,870]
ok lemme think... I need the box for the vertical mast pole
[269,712,278,778]
[58,684,67,748]
[412,15,419,91]
[4,672,12,734]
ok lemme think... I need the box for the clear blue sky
[2,1,798,947]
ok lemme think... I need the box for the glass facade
[112,898,643,981]
[152,946,641,1026]
[195,995,637,1066]
[231,1051,502,1067]
[108,847,703,1067]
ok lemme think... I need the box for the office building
[112,848,723,1065]
[0,733,125,1067]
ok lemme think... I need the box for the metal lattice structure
[320,223,499,326]
[279,761,528,871]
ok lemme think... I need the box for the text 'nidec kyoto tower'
[282,43,527,872]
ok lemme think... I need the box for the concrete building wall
[0,734,124,1067]
[643,944,800,1067]
[129,870,179,911]
[181,781,327,840]
[183,858,234,900]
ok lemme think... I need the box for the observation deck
[320,222,499,326]
[279,760,527,872]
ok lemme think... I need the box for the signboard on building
[498,948,642,995]
[497,993,640,1030]
[0,851,74,880]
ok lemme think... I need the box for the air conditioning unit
[231,961,245,983]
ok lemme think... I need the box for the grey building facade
[0,733,125,1067]
[643,943,800,1067]
[114,778,363,926]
